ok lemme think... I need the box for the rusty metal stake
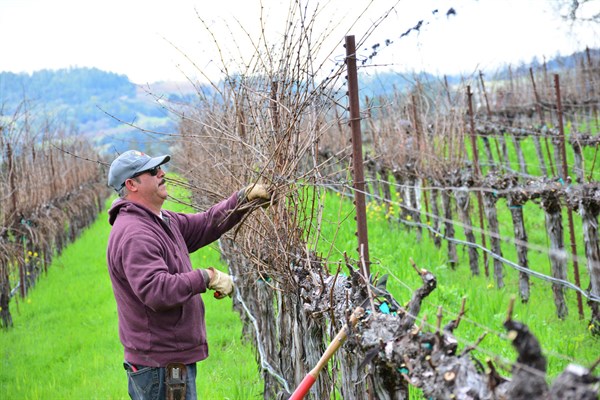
[554,74,584,319]
[467,86,489,277]
[345,35,370,276]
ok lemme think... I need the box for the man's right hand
[206,267,233,299]
[241,183,273,207]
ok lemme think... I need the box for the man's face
[129,165,168,203]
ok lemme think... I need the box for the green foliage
[0,67,179,156]
[0,67,135,104]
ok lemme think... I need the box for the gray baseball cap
[107,150,171,191]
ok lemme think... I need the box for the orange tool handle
[289,374,316,400]
[288,307,364,399]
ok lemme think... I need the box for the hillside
[0,48,596,156]
[0,67,197,155]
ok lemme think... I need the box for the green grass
[315,188,599,384]
[474,121,600,181]
[2,124,599,399]
[311,120,600,397]
[0,189,262,399]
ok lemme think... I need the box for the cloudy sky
[1,0,599,84]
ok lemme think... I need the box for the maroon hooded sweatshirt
[106,192,244,367]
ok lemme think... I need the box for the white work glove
[206,267,233,299]
[240,183,273,207]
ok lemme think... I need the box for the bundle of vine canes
[298,257,599,400]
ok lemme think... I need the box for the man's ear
[124,178,139,192]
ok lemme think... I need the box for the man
[106,150,271,400]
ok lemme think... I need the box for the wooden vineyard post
[540,191,569,319]
[528,67,551,176]
[393,170,415,225]
[580,185,600,334]
[429,187,442,248]
[554,74,585,319]
[363,99,384,206]
[454,187,480,275]
[6,142,26,298]
[482,180,505,288]
[467,86,489,277]
[506,184,531,303]
[409,173,422,242]
[345,35,370,276]
[409,95,424,242]
[440,187,458,267]
[380,166,392,212]
[0,259,13,328]
[364,156,379,204]
[570,135,585,184]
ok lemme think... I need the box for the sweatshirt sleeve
[120,233,209,311]
[173,192,246,253]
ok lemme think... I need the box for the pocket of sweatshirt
[173,299,203,349]
[148,306,184,349]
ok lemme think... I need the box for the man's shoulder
[112,204,159,232]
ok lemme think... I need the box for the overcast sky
[1,0,599,84]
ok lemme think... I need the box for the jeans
[124,362,197,400]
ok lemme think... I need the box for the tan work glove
[241,183,272,206]
[206,267,233,299]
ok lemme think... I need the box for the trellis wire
[321,180,600,303]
